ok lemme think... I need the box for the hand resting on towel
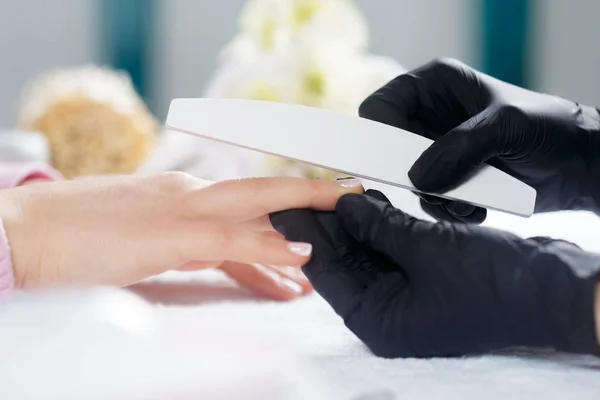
[0,172,362,300]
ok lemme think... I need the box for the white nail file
[165,98,536,217]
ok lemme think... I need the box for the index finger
[190,176,364,223]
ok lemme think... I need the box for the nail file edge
[165,98,536,217]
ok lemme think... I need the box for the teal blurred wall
[0,0,599,126]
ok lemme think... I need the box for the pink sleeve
[0,218,14,301]
[0,162,62,300]
[0,161,62,190]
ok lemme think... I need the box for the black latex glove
[359,58,600,224]
[270,190,600,358]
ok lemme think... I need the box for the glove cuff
[548,238,600,355]
[565,271,600,356]
[530,238,600,356]
[575,106,600,213]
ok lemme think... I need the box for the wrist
[0,215,14,300]
[0,191,35,291]
[573,106,600,213]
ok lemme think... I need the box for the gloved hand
[270,190,600,358]
[359,58,600,223]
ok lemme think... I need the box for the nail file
[165,98,536,217]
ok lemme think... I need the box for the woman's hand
[271,190,600,357]
[0,172,362,298]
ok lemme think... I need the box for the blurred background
[1,0,599,180]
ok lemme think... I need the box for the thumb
[335,193,436,274]
[408,110,502,193]
[269,209,367,319]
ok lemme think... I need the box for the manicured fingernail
[279,266,309,281]
[288,242,312,256]
[280,278,304,294]
[336,176,361,188]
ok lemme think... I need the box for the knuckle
[308,177,325,195]
[307,178,331,207]
[214,224,236,248]
[428,57,473,82]
[497,104,527,122]
[432,57,462,71]
[451,129,475,149]
[217,176,268,210]
[156,171,194,190]
[358,94,383,118]
[205,224,237,256]
[257,232,284,254]
[216,177,257,194]
[257,234,277,254]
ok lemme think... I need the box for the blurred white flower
[203,53,302,104]
[221,0,369,62]
[202,45,405,178]
[142,0,406,180]
[204,45,405,115]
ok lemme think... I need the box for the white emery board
[165,98,536,217]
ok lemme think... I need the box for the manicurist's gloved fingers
[419,197,487,224]
[270,209,366,318]
[358,59,485,140]
[358,74,424,131]
[406,112,501,224]
[335,191,436,273]
[364,188,393,203]
[408,113,503,194]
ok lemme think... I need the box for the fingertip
[417,193,446,206]
[287,241,313,257]
[269,209,313,237]
[220,262,305,301]
[408,138,469,193]
[245,229,314,268]
[265,244,312,269]
[456,206,487,224]
[269,265,314,295]
[336,191,391,215]
[419,199,460,223]
[364,189,392,203]
[277,278,306,297]
[334,190,393,227]
[446,201,477,217]
[334,177,365,198]
[418,198,487,224]
[301,177,364,211]
[335,192,367,215]
[407,154,438,193]
[442,202,487,224]
[358,74,419,128]
[334,193,393,242]
[335,176,363,187]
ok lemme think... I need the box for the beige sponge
[16,66,158,179]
